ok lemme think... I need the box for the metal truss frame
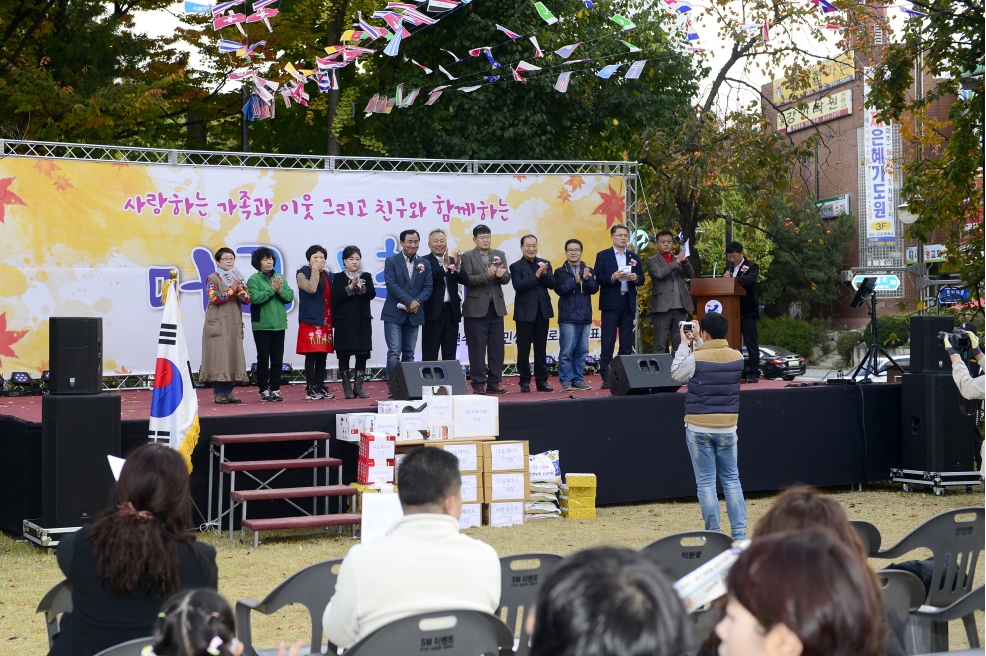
[1,139,637,391]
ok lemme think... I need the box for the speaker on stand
[607,354,682,395]
[391,361,469,400]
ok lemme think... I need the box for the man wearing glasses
[459,224,511,394]
[593,224,644,388]
[553,239,599,391]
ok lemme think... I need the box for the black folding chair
[878,569,926,626]
[913,585,985,652]
[876,507,984,653]
[93,637,153,656]
[236,558,343,656]
[344,610,513,656]
[36,579,73,651]
[498,553,564,656]
[851,519,882,557]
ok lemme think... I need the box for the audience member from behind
[717,531,885,656]
[144,589,241,656]
[528,547,691,656]
[50,445,217,656]
[323,447,500,648]
[754,485,865,556]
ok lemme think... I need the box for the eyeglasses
[219,256,236,262]
[566,248,582,253]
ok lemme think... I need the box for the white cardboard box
[363,464,395,485]
[426,442,483,472]
[337,413,377,442]
[461,473,482,503]
[399,412,429,441]
[359,433,396,461]
[459,503,482,529]
[378,400,428,415]
[373,414,401,437]
[484,501,524,528]
[452,395,499,438]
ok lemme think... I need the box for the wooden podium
[690,277,746,351]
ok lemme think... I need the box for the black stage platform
[0,384,902,535]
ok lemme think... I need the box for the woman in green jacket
[246,246,295,402]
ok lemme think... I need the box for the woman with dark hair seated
[49,445,217,656]
[527,547,691,656]
[331,246,375,399]
[247,246,294,402]
[716,530,886,656]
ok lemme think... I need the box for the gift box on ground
[483,501,524,527]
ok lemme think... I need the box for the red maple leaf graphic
[591,183,626,228]
[115,366,132,374]
[566,175,585,191]
[34,160,61,178]
[557,188,571,202]
[53,176,73,191]
[37,360,49,374]
[513,175,527,182]
[0,178,26,224]
[0,312,28,366]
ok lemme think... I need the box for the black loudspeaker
[901,374,977,472]
[909,315,954,374]
[42,394,121,527]
[49,317,103,394]
[391,361,469,400]
[607,354,682,396]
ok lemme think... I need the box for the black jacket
[553,262,599,323]
[331,272,376,353]
[422,252,464,323]
[510,257,556,322]
[728,260,760,319]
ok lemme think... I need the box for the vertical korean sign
[863,67,896,244]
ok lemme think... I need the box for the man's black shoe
[519,381,531,393]
[601,381,610,390]
[536,382,554,392]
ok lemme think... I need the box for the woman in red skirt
[296,245,335,399]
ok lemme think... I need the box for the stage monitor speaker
[909,315,953,374]
[901,373,976,473]
[391,361,469,400]
[49,317,103,394]
[607,354,682,396]
[42,393,121,527]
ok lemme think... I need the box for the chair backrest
[639,531,735,581]
[93,636,153,656]
[498,553,564,656]
[237,558,343,656]
[851,520,882,557]
[877,507,984,608]
[878,569,926,624]
[36,579,73,650]
[345,610,514,656]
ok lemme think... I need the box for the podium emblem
[704,299,722,313]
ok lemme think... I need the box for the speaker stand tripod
[852,289,905,383]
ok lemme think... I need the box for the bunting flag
[624,60,646,79]
[229,69,256,81]
[762,20,770,41]
[439,64,458,79]
[555,42,581,58]
[497,24,522,39]
[468,47,485,56]
[484,49,501,68]
[357,12,385,40]
[219,38,247,53]
[686,20,699,41]
[148,277,200,471]
[686,45,706,52]
[554,71,571,92]
[533,1,558,24]
[401,7,438,25]
[900,5,926,17]
[621,40,640,51]
[386,1,417,8]
[412,59,433,73]
[284,62,306,82]
[212,0,243,15]
[596,63,621,78]
[485,74,501,82]
[331,70,339,90]
[824,23,844,29]
[428,0,460,10]
[425,85,450,105]
[340,29,361,41]
[610,14,635,30]
[582,0,595,7]
[246,6,278,31]
[214,12,247,35]
[817,0,838,12]
[184,1,212,13]
[441,48,462,61]
[458,85,483,92]
[403,87,420,106]
[253,0,276,7]
[237,40,266,57]
[317,72,332,92]
[516,60,541,72]
[383,17,404,56]
[512,66,526,82]
[675,4,692,12]
[381,12,412,36]
[396,83,404,106]
[530,36,544,57]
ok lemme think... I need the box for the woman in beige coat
[199,247,251,403]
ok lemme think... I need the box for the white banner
[0,158,626,375]
[863,68,897,244]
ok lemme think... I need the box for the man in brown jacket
[459,224,511,394]
[646,230,694,353]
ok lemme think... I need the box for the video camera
[937,330,974,360]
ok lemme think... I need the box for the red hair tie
[117,502,154,522]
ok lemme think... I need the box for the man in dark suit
[460,224,511,394]
[422,229,463,361]
[382,230,433,391]
[724,241,760,383]
[509,234,557,393]
[646,229,695,353]
[593,223,644,388]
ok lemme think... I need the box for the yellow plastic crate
[565,473,597,488]
[562,506,597,519]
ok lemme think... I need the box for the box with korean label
[425,395,455,440]
[460,473,484,504]
[424,441,485,473]
[336,413,377,442]
[483,441,529,472]
[452,395,499,438]
[483,501,524,528]
[358,433,396,484]
[483,471,531,502]
[459,503,482,529]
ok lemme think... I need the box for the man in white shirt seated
[323,447,501,648]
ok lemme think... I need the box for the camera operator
[941,328,984,477]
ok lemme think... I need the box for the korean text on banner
[863,67,896,244]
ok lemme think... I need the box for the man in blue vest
[382,230,433,395]
[669,311,747,540]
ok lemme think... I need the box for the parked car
[741,345,807,381]
[853,354,910,382]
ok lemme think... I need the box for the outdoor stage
[0,376,903,535]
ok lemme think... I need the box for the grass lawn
[2,483,983,654]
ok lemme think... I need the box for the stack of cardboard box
[560,473,597,519]
[424,441,486,529]
[357,432,395,485]
[336,395,499,443]
[482,440,530,528]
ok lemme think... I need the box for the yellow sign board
[776,89,853,133]
[773,52,855,105]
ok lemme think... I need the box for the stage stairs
[208,431,360,547]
